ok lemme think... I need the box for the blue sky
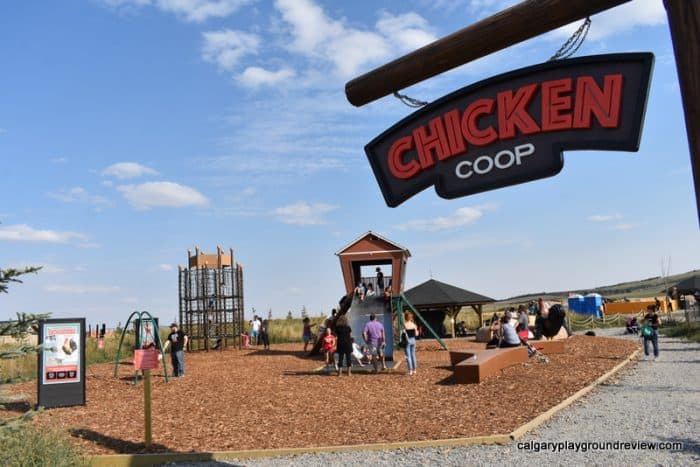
[1,0,698,324]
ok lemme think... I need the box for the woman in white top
[403,311,419,375]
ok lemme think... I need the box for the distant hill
[498,269,699,307]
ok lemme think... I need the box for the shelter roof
[405,279,495,307]
[335,231,411,257]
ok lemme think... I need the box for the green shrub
[0,423,86,467]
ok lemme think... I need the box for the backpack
[641,325,653,338]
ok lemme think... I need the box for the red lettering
[461,98,497,146]
[573,74,623,129]
[443,109,466,157]
[541,78,573,131]
[497,83,540,139]
[388,136,420,179]
[413,117,450,169]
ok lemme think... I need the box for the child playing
[321,327,337,368]
[302,317,316,352]
[351,338,365,367]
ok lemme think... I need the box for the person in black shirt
[163,323,188,377]
[643,306,660,360]
[376,267,384,292]
[334,315,353,376]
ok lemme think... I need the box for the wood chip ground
[3,335,638,455]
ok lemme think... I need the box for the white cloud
[102,0,251,22]
[274,0,435,77]
[398,206,484,231]
[589,214,622,222]
[287,286,303,295]
[158,264,174,271]
[272,201,337,225]
[117,181,209,210]
[0,224,87,243]
[238,66,296,87]
[102,162,158,179]
[376,12,437,52]
[553,0,666,41]
[49,187,110,208]
[51,157,67,164]
[45,284,120,294]
[202,29,260,71]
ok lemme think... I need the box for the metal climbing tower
[178,246,244,351]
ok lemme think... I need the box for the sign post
[144,369,152,447]
[134,348,159,447]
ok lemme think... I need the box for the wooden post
[664,0,700,225]
[345,0,631,106]
[143,369,152,447]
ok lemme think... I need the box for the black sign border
[37,318,86,409]
[365,53,654,207]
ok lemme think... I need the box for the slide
[308,293,394,359]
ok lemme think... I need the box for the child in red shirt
[322,327,337,367]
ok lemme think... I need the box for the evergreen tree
[1,264,47,433]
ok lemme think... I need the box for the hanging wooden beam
[345,0,631,107]
[664,0,700,225]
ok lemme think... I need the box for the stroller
[625,316,640,335]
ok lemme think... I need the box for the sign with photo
[38,318,86,408]
[365,53,654,207]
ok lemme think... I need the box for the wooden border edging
[90,350,640,467]
[89,434,512,467]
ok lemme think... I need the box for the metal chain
[393,91,429,108]
[549,17,591,61]
[393,16,591,107]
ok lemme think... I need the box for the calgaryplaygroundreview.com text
[517,440,685,453]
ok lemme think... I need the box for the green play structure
[113,310,169,383]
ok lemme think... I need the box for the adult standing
[260,319,270,350]
[403,311,419,376]
[643,305,661,360]
[334,315,353,376]
[362,314,386,372]
[163,323,188,377]
[376,267,384,291]
[251,315,260,345]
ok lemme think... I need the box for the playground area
[4,335,637,455]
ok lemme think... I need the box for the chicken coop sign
[365,53,653,207]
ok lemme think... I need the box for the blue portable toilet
[584,293,603,318]
[568,294,584,314]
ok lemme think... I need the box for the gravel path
[172,331,700,467]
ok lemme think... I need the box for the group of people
[320,313,389,375]
[315,311,420,376]
[247,315,270,350]
[486,304,533,348]
[354,267,393,303]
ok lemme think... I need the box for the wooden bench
[450,347,528,384]
[448,339,569,384]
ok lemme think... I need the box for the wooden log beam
[664,0,700,225]
[345,0,632,107]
